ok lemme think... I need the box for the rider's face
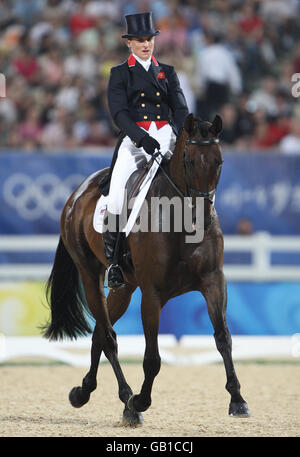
[127,36,155,61]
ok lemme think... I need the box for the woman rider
[103,12,189,288]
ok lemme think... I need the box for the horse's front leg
[200,269,250,417]
[128,291,162,414]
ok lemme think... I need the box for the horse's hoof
[122,407,144,428]
[229,402,251,417]
[127,394,150,413]
[69,386,90,408]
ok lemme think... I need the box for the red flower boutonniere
[157,72,165,79]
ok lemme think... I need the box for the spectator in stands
[252,114,290,149]
[55,74,80,112]
[18,107,43,147]
[154,6,188,57]
[0,0,300,151]
[11,45,40,85]
[69,1,97,37]
[292,41,300,74]
[64,46,98,80]
[238,2,264,41]
[39,47,65,86]
[236,217,254,236]
[195,31,242,120]
[279,117,300,154]
[83,120,115,147]
[219,103,239,147]
[234,93,256,148]
[13,0,44,27]
[40,107,69,149]
[248,76,279,117]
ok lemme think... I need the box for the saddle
[98,164,152,273]
[98,163,150,201]
[99,153,170,198]
[98,154,171,273]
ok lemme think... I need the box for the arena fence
[0,334,299,366]
[0,233,300,281]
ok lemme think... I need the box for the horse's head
[180,113,223,203]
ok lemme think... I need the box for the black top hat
[122,12,160,38]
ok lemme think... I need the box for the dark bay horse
[44,113,250,426]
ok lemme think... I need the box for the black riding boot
[102,214,125,289]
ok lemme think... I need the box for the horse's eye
[215,159,223,167]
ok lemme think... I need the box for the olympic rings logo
[3,173,85,221]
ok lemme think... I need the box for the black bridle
[186,139,220,146]
[184,138,220,202]
[152,137,221,206]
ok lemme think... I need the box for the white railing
[1,334,298,365]
[0,235,58,280]
[224,232,300,281]
[1,232,300,281]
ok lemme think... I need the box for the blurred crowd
[0,0,300,153]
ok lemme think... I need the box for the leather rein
[153,137,221,207]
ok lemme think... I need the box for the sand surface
[0,362,299,437]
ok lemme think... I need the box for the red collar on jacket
[128,53,159,67]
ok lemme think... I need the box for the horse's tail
[43,236,92,341]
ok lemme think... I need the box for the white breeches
[107,122,176,215]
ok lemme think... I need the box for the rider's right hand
[140,135,160,156]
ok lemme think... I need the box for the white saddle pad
[93,156,162,237]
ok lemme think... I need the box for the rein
[153,137,220,207]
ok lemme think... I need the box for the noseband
[184,138,221,202]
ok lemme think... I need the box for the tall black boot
[102,214,125,289]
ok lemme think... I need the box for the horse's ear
[209,114,223,136]
[184,113,196,135]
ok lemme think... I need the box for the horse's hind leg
[69,266,107,408]
[200,270,250,417]
[69,268,132,402]
[69,326,101,407]
[69,274,142,425]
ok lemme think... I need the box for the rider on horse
[103,11,189,289]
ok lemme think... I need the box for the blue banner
[0,152,300,235]
[113,282,300,337]
[216,153,300,235]
[0,153,111,234]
